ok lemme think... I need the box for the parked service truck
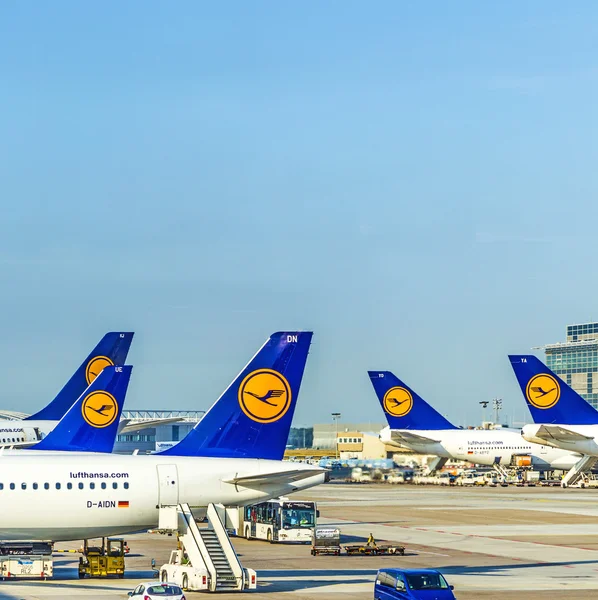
[160,549,209,591]
[0,542,53,580]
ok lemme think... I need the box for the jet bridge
[158,503,256,592]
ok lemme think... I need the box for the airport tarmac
[3,483,598,599]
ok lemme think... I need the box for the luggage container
[311,527,341,556]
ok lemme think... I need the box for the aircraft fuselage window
[0,480,130,492]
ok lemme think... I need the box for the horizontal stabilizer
[117,417,185,435]
[224,468,327,487]
[392,431,441,445]
[534,424,594,443]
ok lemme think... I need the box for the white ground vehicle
[351,467,373,483]
[0,553,53,580]
[434,472,455,486]
[570,474,598,489]
[160,550,208,592]
[129,581,185,599]
[0,542,53,580]
[458,472,485,486]
[234,498,317,543]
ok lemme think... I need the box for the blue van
[374,569,456,600]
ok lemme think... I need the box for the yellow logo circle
[85,356,115,385]
[383,387,413,417]
[81,391,119,428]
[526,374,561,409]
[238,369,292,423]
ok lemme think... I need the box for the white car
[128,582,185,600]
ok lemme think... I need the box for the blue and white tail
[368,371,457,430]
[509,355,598,425]
[30,366,132,452]
[162,332,313,460]
[27,332,134,421]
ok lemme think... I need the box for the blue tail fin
[162,332,313,460]
[26,332,134,421]
[368,371,457,430]
[509,355,598,425]
[29,365,132,452]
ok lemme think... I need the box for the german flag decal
[118,501,129,508]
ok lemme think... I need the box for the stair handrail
[207,503,245,588]
[178,503,218,591]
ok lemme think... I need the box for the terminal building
[312,422,386,449]
[544,322,598,408]
[114,410,205,454]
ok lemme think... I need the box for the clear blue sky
[2,2,598,427]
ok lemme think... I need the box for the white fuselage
[0,420,56,445]
[380,426,579,470]
[0,453,325,542]
[522,423,598,456]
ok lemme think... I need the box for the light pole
[479,401,489,426]
[492,398,503,425]
[331,412,341,459]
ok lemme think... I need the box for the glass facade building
[545,323,598,408]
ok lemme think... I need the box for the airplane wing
[391,431,441,445]
[117,417,186,435]
[533,424,594,443]
[224,468,327,487]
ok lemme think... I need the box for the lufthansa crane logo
[383,386,413,417]
[85,356,114,385]
[81,391,119,428]
[526,373,561,409]
[238,369,292,423]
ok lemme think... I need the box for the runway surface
[3,483,598,599]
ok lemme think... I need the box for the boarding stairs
[561,455,598,488]
[492,463,511,479]
[158,502,251,592]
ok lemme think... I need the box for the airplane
[0,331,326,541]
[510,355,598,457]
[0,332,183,446]
[0,332,134,446]
[369,370,580,471]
